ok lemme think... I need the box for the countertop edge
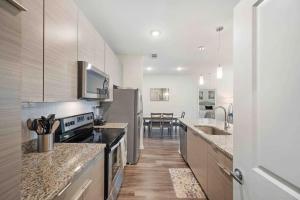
[21,143,106,200]
[179,118,233,159]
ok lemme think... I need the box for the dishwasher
[179,122,187,162]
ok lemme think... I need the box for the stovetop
[56,127,125,149]
[54,112,125,149]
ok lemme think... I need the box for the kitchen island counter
[179,118,233,159]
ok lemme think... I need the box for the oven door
[107,141,124,200]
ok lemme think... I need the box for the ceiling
[75,0,239,75]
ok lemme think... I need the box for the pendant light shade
[199,75,204,85]
[217,65,223,79]
[216,26,224,80]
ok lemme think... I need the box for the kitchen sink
[194,125,231,135]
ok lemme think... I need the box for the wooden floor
[118,129,205,200]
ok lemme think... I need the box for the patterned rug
[169,168,206,199]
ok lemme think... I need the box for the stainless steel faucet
[214,106,230,130]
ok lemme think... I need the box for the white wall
[143,74,199,119]
[118,55,144,90]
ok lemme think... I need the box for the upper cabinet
[94,32,105,72]
[44,0,78,102]
[18,0,121,102]
[78,10,105,71]
[105,43,122,87]
[21,0,43,102]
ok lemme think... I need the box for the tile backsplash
[22,101,99,142]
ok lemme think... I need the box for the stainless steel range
[54,112,125,200]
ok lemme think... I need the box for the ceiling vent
[151,53,158,59]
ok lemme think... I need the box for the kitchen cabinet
[104,44,115,101]
[0,1,22,199]
[93,31,105,72]
[78,10,105,72]
[21,0,43,102]
[186,128,233,200]
[78,10,95,66]
[104,43,123,101]
[55,154,104,200]
[44,0,78,102]
[187,128,207,191]
[207,143,233,200]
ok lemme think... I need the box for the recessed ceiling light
[198,46,205,51]
[176,67,183,71]
[151,30,161,37]
[146,67,153,71]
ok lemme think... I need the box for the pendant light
[216,26,223,79]
[199,75,204,85]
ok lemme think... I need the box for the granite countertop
[94,122,128,129]
[21,143,106,200]
[179,118,233,159]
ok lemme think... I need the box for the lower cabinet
[187,128,208,191]
[186,128,233,200]
[55,154,104,200]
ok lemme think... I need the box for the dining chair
[143,118,150,137]
[162,113,174,137]
[150,113,162,137]
[180,111,185,118]
[174,111,185,136]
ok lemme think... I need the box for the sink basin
[194,125,231,135]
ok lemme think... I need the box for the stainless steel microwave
[78,61,110,99]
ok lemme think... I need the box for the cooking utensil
[37,119,47,135]
[50,120,60,134]
[26,119,34,130]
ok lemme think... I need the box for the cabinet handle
[216,162,231,177]
[72,179,93,200]
[6,0,27,11]
[57,182,72,197]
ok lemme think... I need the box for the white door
[233,0,300,199]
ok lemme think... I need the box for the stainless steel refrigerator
[104,88,142,164]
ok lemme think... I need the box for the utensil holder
[37,133,54,152]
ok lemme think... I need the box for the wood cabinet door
[20,0,43,102]
[94,31,105,72]
[78,10,95,64]
[207,152,224,200]
[194,134,207,192]
[84,155,104,200]
[0,1,22,199]
[44,0,78,102]
[78,11,105,72]
[104,43,115,101]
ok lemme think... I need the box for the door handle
[6,0,27,11]
[231,168,243,185]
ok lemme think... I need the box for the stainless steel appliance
[105,88,142,164]
[78,61,110,99]
[179,122,187,161]
[54,113,125,200]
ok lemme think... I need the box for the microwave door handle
[103,78,108,89]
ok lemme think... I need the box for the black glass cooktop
[56,127,124,149]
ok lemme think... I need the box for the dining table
[143,115,180,121]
